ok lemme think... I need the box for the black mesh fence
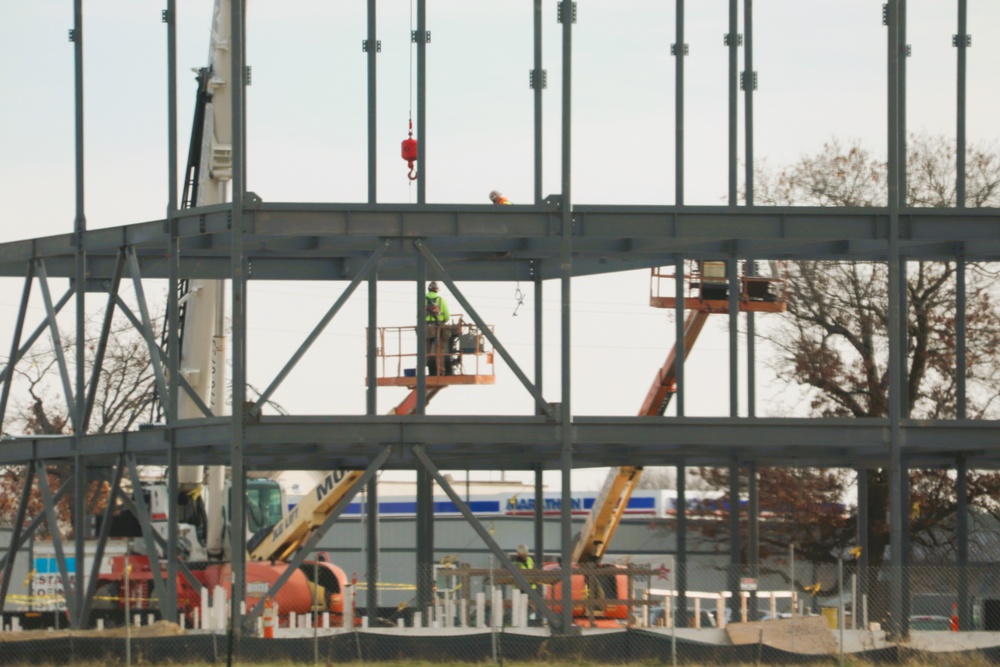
[3,563,1000,665]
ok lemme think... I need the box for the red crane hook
[401,121,418,181]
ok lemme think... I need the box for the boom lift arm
[248,470,364,562]
[638,310,709,417]
[571,466,643,565]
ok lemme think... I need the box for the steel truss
[0,0,993,637]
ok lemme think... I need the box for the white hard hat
[489,190,501,200]
[429,281,439,292]
[516,544,529,556]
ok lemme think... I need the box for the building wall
[313,515,735,608]
[0,527,31,612]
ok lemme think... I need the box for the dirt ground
[0,619,184,642]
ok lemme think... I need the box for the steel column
[956,257,966,418]
[533,0,543,204]
[534,465,544,568]
[229,0,248,630]
[748,462,759,615]
[727,0,738,206]
[416,0,427,203]
[957,456,969,629]
[366,0,377,203]
[72,0,88,616]
[367,269,378,416]
[728,462,741,619]
[415,465,434,613]
[558,0,575,635]
[886,0,906,638]
[416,255,427,413]
[674,256,685,414]
[674,0,685,205]
[165,0,181,623]
[412,445,560,628]
[743,1,756,425]
[956,0,968,208]
[534,272,543,411]
[365,476,379,621]
[857,468,869,604]
[675,462,688,627]
[728,256,739,415]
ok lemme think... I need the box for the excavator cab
[245,479,285,534]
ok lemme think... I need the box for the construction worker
[425,281,455,375]
[513,544,537,588]
[489,190,512,205]
[514,543,541,624]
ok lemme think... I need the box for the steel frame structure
[0,0,993,635]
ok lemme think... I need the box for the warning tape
[4,594,158,604]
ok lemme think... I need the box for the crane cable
[408,0,416,195]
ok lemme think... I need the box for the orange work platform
[368,318,496,388]
[649,260,788,314]
[376,374,495,388]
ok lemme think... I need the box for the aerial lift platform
[540,260,791,626]
[369,316,496,415]
[642,260,788,417]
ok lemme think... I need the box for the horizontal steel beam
[2,417,998,470]
[2,205,999,280]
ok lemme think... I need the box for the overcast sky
[0,1,998,490]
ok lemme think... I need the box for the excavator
[545,260,787,626]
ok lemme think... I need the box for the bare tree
[4,315,158,437]
[0,313,158,532]
[693,134,1000,567]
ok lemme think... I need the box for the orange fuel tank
[205,560,349,621]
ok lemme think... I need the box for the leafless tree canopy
[0,313,157,530]
[690,135,1000,566]
[5,315,158,436]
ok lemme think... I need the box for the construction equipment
[645,260,787,416]
[544,467,642,626]
[544,260,788,626]
[87,0,356,629]
[372,316,496,415]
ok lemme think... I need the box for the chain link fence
[2,563,1000,665]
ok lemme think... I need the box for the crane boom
[638,310,709,416]
[249,470,364,562]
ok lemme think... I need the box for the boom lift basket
[368,316,496,388]
[650,260,788,314]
